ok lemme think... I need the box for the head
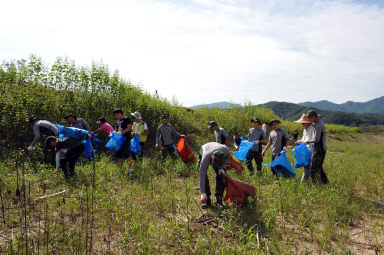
[210,150,225,169]
[113,108,124,120]
[97,117,106,126]
[269,119,281,130]
[301,123,311,129]
[45,136,57,147]
[307,110,319,123]
[131,111,142,123]
[208,121,218,131]
[28,115,39,125]
[64,113,77,124]
[251,118,261,128]
[233,132,240,138]
[161,115,169,125]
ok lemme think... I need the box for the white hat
[131,111,142,120]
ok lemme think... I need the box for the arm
[156,127,161,148]
[171,126,182,138]
[82,119,91,132]
[55,150,61,169]
[30,125,40,147]
[121,124,132,135]
[261,140,272,156]
[225,136,230,145]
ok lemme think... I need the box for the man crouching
[198,142,230,209]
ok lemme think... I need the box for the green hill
[299,97,384,114]
[259,101,384,127]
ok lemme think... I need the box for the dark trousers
[60,144,85,178]
[271,154,284,176]
[44,147,56,167]
[137,142,145,158]
[198,155,225,203]
[204,168,225,203]
[311,150,329,184]
[162,144,176,160]
[246,150,263,173]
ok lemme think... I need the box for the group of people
[28,108,329,208]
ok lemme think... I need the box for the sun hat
[131,111,142,120]
[294,114,312,124]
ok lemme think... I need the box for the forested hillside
[259,101,384,127]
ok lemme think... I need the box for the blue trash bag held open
[131,134,141,156]
[264,151,297,178]
[57,123,89,141]
[291,144,312,169]
[234,140,253,162]
[105,132,127,154]
[91,133,105,150]
[82,138,94,160]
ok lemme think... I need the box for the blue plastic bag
[131,134,141,156]
[57,123,89,141]
[264,151,297,178]
[105,132,127,154]
[291,144,312,169]
[91,133,104,150]
[234,140,253,162]
[82,138,94,159]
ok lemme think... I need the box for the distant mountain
[258,101,384,127]
[299,96,384,114]
[191,101,241,109]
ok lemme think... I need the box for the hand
[181,135,186,137]
[137,132,142,135]
[218,169,225,175]
[27,146,35,151]
[295,141,299,145]
[156,144,161,150]
[117,131,122,136]
[261,151,266,157]
[254,140,260,144]
[282,146,287,152]
[88,133,92,138]
[201,193,207,204]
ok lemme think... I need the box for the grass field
[0,133,383,254]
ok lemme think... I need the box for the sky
[1,0,384,107]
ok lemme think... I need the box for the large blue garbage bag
[91,133,105,150]
[105,132,127,154]
[234,140,253,162]
[291,144,312,169]
[82,138,94,159]
[131,134,141,156]
[264,151,297,178]
[57,123,89,141]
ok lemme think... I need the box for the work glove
[218,169,225,176]
[117,131,122,136]
[136,132,142,135]
[201,193,207,204]
[254,140,260,144]
[282,146,287,152]
[27,146,35,151]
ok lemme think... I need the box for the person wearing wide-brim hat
[294,114,315,182]
[156,115,185,160]
[306,110,329,184]
[131,111,149,158]
[246,118,267,176]
[208,121,229,145]
[261,119,290,176]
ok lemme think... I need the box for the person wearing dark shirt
[292,129,299,142]
[246,118,267,175]
[45,136,85,179]
[113,108,134,172]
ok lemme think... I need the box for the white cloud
[0,0,383,106]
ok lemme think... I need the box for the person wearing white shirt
[294,114,315,182]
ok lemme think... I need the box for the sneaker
[215,201,225,209]
[202,200,211,209]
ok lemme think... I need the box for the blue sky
[1,0,383,106]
